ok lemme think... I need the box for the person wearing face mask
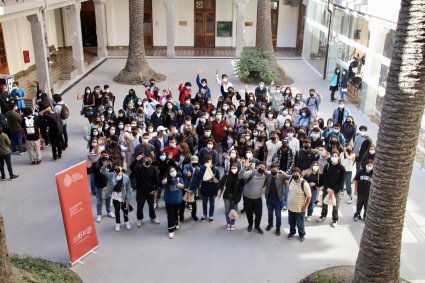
[318,151,346,227]
[239,160,268,234]
[305,88,321,116]
[254,81,268,102]
[262,111,278,133]
[353,160,374,222]
[101,163,132,232]
[332,100,351,125]
[264,164,290,236]
[123,89,139,111]
[87,151,115,223]
[339,69,349,101]
[181,98,194,117]
[198,139,219,167]
[130,155,160,227]
[353,125,373,171]
[196,71,212,99]
[265,131,282,167]
[211,112,228,166]
[104,107,117,122]
[297,107,313,135]
[102,84,115,107]
[163,137,179,161]
[279,118,293,138]
[341,145,356,203]
[286,128,300,153]
[323,123,346,148]
[361,145,376,169]
[150,104,166,129]
[287,167,311,241]
[329,67,341,102]
[272,139,294,212]
[134,133,156,160]
[180,156,201,222]
[270,84,285,112]
[303,162,323,222]
[162,166,184,239]
[216,70,234,96]
[219,163,244,231]
[107,135,124,168]
[294,139,318,172]
[341,116,357,145]
[195,111,212,135]
[309,128,324,151]
[178,82,192,106]
[77,87,95,122]
[224,149,242,173]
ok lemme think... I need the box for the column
[234,0,249,57]
[163,0,175,58]
[67,2,85,74]
[27,13,52,96]
[94,0,108,57]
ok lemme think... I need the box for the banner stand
[71,246,99,266]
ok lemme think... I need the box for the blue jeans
[224,198,236,225]
[266,198,282,229]
[281,184,289,208]
[96,186,111,216]
[89,173,96,194]
[288,210,306,237]
[202,195,215,217]
[11,132,22,153]
[345,171,353,197]
[340,89,347,100]
[307,189,318,216]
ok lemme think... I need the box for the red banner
[56,161,99,265]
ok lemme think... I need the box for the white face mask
[223,106,228,111]
[312,165,319,172]
[204,131,211,137]
[246,153,253,159]
[369,149,376,155]
[331,156,339,163]
[230,153,237,158]
[366,165,374,171]
[287,133,294,138]
[207,144,213,149]
[268,114,274,118]
[282,111,288,116]
[216,115,222,120]
[231,168,238,174]
[110,130,115,135]
[116,175,122,181]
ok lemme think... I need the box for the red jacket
[164,146,179,160]
[178,84,192,106]
[211,120,228,143]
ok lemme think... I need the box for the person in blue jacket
[162,166,184,239]
[196,71,211,100]
[328,67,340,102]
[10,82,26,112]
[179,155,200,222]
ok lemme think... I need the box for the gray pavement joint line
[404,212,425,243]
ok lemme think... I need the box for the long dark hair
[166,166,178,185]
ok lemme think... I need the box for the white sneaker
[317,216,326,222]
[151,218,160,224]
[306,216,312,222]
[154,202,159,209]
[125,222,131,230]
[168,232,174,239]
[115,224,120,232]
[331,221,338,228]
[137,220,143,227]
[107,212,115,218]
[347,197,353,204]
[96,215,102,223]
[175,225,180,230]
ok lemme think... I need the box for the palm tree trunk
[0,213,12,281]
[354,1,425,282]
[115,0,165,83]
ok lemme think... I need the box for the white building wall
[54,9,65,47]
[277,3,298,47]
[2,18,35,75]
[152,0,166,46]
[105,0,129,46]
[45,9,58,48]
[215,0,233,47]
[175,0,194,46]
[244,0,257,47]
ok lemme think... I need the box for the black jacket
[88,160,108,188]
[131,161,159,196]
[294,149,318,171]
[220,173,244,203]
[323,163,346,193]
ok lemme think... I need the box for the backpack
[307,96,319,110]
[59,104,70,120]
[24,116,36,135]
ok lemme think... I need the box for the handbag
[229,209,239,220]
[323,191,337,206]
[183,190,195,202]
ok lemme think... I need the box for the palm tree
[256,0,290,84]
[0,213,12,281]
[354,0,425,282]
[114,0,165,84]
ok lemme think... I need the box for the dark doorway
[296,3,306,51]
[144,0,153,48]
[80,1,97,47]
[194,0,216,48]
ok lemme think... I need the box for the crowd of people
[81,71,376,240]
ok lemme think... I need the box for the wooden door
[144,0,153,48]
[296,4,306,51]
[0,24,9,74]
[194,0,215,48]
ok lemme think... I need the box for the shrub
[235,48,277,84]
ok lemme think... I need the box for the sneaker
[209,217,214,222]
[331,221,338,228]
[287,233,294,240]
[125,222,131,230]
[168,232,174,239]
[58,155,62,159]
[151,218,160,224]
[107,212,115,218]
[300,236,305,242]
[137,220,143,227]
[31,161,36,165]
[17,152,24,155]
[201,216,207,221]
[306,216,312,222]
[96,215,102,223]
[254,227,263,235]
[317,216,326,222]
[226,224,231,231]
[314,200,319,205]
[192,216,199,222]
[154,202,159,209]
[10,175,19,180]
[179,215,185,223]
[266,224,273,231]
[175,225,180,230]
[230,225,235,231]
[347,197,353,204]
[247,225,253,232]
[354,215,362,222]
[36,160,42,165]
[276,229,281,236]
[283,206,287,211]
[115,224,120,232]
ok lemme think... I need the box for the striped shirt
[287,178,312,213]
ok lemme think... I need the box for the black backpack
[56,103,69,120]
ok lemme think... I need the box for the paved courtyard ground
[0,58,424,283]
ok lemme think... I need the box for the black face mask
[101,156,109,162]
[271,171,278,176]
[292,175,300,181]
[144,160,151,167]
[303,145,311,150]
[257,168,265,174]
[192,163,198,167]
[271,137,277,141]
